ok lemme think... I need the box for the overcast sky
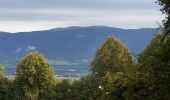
[0,0,164,33]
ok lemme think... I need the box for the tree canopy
[137,33,170,99]
[14,52,57,100]
[157,0,170,35]
[0,64,4,79]
[90,36,133,82]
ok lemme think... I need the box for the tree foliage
[157,0,170,35]
[55,79,72,100]
[1,0,170,98]
[13,52,57,100]
[0,64,4,78]
[137,33,170,99]
[70,76,104,100]
[0,65,11,100]
[90,36,133,82]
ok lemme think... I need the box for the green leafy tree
[70,76,104,100]
[137,34,170,99]
[129,1,170,99]
[157,0,170,35]
[55,79,72,100]
[13,52,57,100]
[0,64,4,78]
[0,64,11,100]
[90,36,133,82]
[100,62,142,100]
[0,64,5,99]
[102,72,128,100]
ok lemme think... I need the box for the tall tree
[0,64,4,78]
[55,79,72,100]
[90,36,133,82]
[0,64,11,100]
[70,76,104,100]
[138,33,170,99]
[13,52,57,100]
[157,0,170,35]
[0,64,5,99]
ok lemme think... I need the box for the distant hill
[0,26,158,76]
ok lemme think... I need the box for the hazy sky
[0,0,164,33]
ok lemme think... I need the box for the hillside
[0,26,158,76]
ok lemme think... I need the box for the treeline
[0,33,170,100]
[0,0,170,99]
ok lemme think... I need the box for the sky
[0,0,164,33]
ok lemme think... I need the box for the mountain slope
[0,26,158,76]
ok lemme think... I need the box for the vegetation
[136,33,170,99]
[7,52,57,100]
[0,65,11,100]
[0,0,169,100]
[90,36,133,82]
[157,0,170,35]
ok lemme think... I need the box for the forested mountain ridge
[0,26,157,75]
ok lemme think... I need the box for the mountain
[0,26,158,76]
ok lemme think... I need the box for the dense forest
[0,0,170,100]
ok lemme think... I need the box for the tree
[157,0,170,35]
[137,33,170,99]
[126,1,170,99]
[70,76,104,100]
[54,76,104,100]
[90,36,133,82]
[55,79,72,100]
[0,64,11,100]
[0,64,4,79]
[13,52,57,100]
[138,34,164,78]
[101,72,129,100]
[0,64,5,99]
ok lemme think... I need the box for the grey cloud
[0,0,161,22]
[0,0,164,32]
[0,8,161,21]
[0,0,159,10]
